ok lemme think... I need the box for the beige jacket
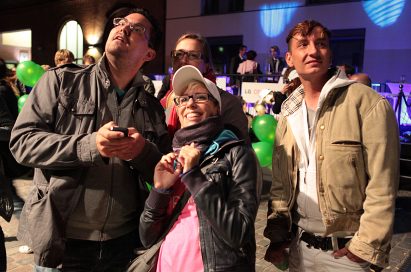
[264,72,399,267]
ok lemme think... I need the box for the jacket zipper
[99,102,120,252]
[99,232,103,260]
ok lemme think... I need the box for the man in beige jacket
[264,20,399,271]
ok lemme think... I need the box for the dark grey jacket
[140,140,262,271]
[0,94,14,222]
[9,56,171,267]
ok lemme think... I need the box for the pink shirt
[156,196,204,272]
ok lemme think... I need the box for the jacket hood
[321,68,355,96]
[281,67,355,117]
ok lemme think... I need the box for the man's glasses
[171,50,202,61]
[174,93,211,106]
[113,17,146,34]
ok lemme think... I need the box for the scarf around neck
[172,116,224,151]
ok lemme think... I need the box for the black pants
[61,230,140,272]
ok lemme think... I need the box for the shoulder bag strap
[157,189,190,241]
[156,162,213,241]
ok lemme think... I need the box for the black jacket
[0,95,14,222]
[0,95,13,142]
[0,81,18,120]
[267,57,286,74]
[140,140,262,271]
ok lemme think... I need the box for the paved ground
[2,175,411,272]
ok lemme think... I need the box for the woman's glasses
[171,50,202,61]
[174,93,211,106]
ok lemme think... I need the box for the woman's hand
[178,143,201,173]
[153,153,182,190]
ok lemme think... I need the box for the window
[330,28,365,72]
[59,20,83,64]
[202,0,244,15]
[206,35,243,74]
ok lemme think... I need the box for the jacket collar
[281,68,355,117]
[97,53,146,90]
[200,139,244,166]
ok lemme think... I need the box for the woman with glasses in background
[157,32,250,144]
[140,65,261,271]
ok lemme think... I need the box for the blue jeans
[53,230,140,272]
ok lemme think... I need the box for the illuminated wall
[166,0,411,83]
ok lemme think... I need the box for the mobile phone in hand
[110,126,129,137]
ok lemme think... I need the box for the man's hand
[332,247,367,263]
[96,122,146,160]
[153,152,182,190]
[264,241,290,265]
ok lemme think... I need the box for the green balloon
[16,61,45,87]
[252,114,277,143]
[18,94,29,113]
[252,141,273,167]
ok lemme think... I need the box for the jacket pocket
[56,93,95,134]
[204,158,232,199]
[273,145,293,206]
[323,142,366,214]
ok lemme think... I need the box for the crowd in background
[0,8,396,272]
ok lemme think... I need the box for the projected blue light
[362,0,405,27]
[260,2,301,37]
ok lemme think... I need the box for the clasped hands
[153,142,201,190]
[96,121,145,161]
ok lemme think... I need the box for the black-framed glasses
[113,17,146,34]
[171,50,202,61]
[174,93,211,106]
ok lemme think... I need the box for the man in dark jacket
[0,58,28,209]
[0,94,14,272]
[266,45,286,82]
[229,44,247,87]
[10,8,171,271]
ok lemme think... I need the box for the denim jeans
[59,230,140,272]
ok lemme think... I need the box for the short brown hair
[286,20,331,51]
[54,49,75,66]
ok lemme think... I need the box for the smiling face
[176,81,219,128]
[285,26,331,82]
[105,13,155,68]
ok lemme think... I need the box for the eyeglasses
[113,17,146,34]
[171,50,202,61]
[174,93,211,106]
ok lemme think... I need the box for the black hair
[125,8,162,51]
